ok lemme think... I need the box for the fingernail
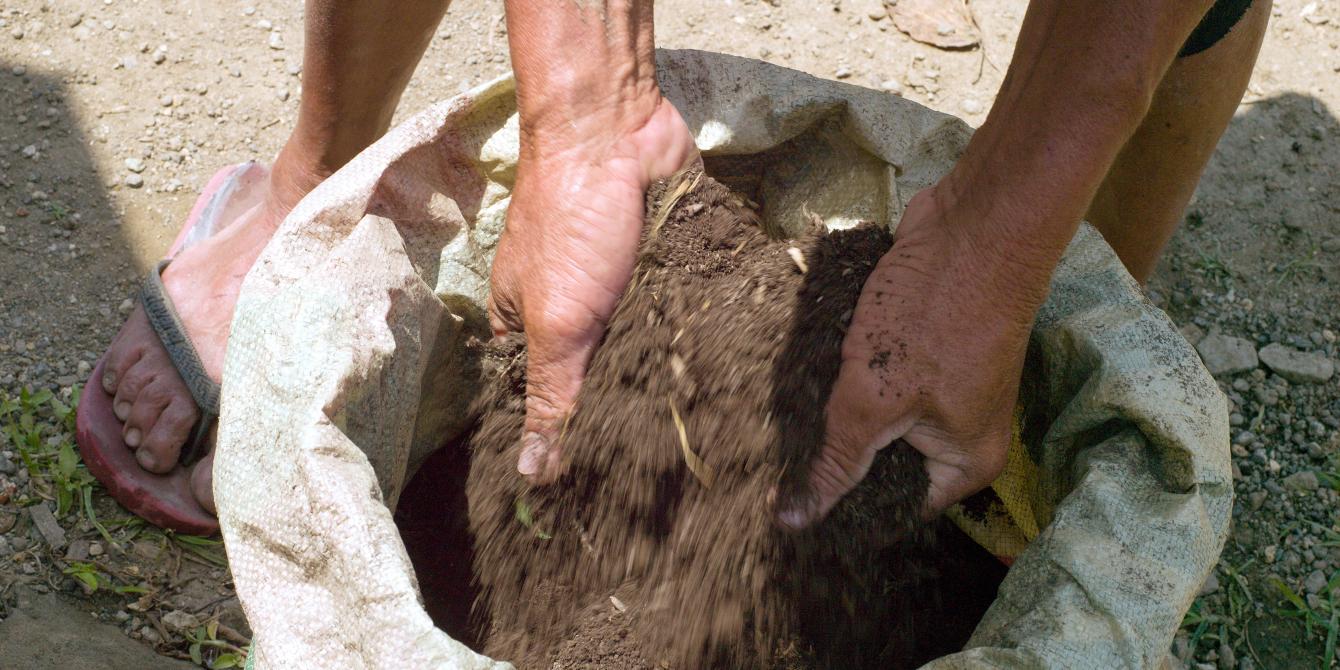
[114,401,130,421]
[517,431,548,478]
[124,428,142,448]
[102,372,116,393]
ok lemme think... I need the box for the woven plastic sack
[217,49,1230,669]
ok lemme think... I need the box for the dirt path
[0,1,1337,668]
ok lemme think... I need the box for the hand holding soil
[783,186,1035,526]
[487,1,697,482]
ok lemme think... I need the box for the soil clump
[458,171,1002,668]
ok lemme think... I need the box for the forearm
[942,0,1216,301]
[504,0,660,154]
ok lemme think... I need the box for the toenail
[114,402,131,421]
[135,449,157,472]
[125,428,142,448]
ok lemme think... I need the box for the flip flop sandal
[75,162,269,535]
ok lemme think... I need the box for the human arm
[488,0,697,481]
[782,0,1219,525]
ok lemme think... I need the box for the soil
[2,0,1338,668]
[451,171,1002,669]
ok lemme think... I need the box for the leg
[97,0,453,513]
[1085,0,1270,283]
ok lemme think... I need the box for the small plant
[0,386,115,545]
[183,621,247,669]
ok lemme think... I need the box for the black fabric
[1180,0,1255,57]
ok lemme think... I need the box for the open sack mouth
[394,170,1010,670]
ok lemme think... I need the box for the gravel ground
[0,0,1337,668]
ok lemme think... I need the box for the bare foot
[98,153,327,514]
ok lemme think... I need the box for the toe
[102,308,147,394]
[112,357,158,419]
[123,378,178,473]
[141,397,200,467]
[190,452,216,515]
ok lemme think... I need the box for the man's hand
[490,0,695,483]
[779,185,1038,527]
[778,0,1224,526]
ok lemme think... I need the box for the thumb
[776,369,911,530]
[517,324,601,484]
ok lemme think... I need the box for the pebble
[1258,343,1334,384]
[1216,644,1235,670]
[959,98,983,114]
[1248,490,1268,510]
[1282,470,1319,492]
[1196,334,1259,376]
[124,174,144,189]
[1180,323,1207,346]
[118,298,134,315]
[77,360,91,377]
[0,508,16,534]
[65,539,90,561]
[267,31,284,50]
[124,157,146,173]
[1304,569,1328,594]
[834,66,852,79]
[88,542,104,557]
[0,455,14,475]
[880,79,903,94]
[11,65,26,76]
[28,503,66,549]
[160,609,199,633]
[1198,570,1220,596]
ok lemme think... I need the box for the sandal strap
[140,259,220,466]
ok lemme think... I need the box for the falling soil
[443,170,1004,669]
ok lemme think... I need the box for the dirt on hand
[461,171,1002,669]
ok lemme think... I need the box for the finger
[776,365,913,530]
[517,322,602,484]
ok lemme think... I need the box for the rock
[1283,470,1319,492]
[124,157,145,173]
[959,98,983,114]
[1179,323,1207,346]
[267,31,284,50]
[88,541,104,557]
[834,66,852,79]
[65,539,89,561]
[1304,569,1328,594]
[124,174,144,189]
[1258,343,1334,384]
[0,588,196,669]
[1197,334,1259,376]
[28,502,66,549]
[0,508,16,534]
[0,455,15,474]
[1248,490,1268,510]
[160,609,199,633]
[1217,645,1236,670]
[1198,570,1220,596]
[880,79,903,94]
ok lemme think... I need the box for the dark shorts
[1181,0,1255,57]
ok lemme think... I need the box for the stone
[1197,334,1259,376]
[160,610,199,633]
[1179,323,1207,346]
[1258,343,1334,384]
[124,174,144,189]
[124,157,145,173]
[0,588,196,669]
[1198,570,1220,596]
[1304,569,1328,594]
[28,503,66,549]
[1248,490,1268,510]
[959,98,983,114]
[1283,470,1319,492]
[1217,645,1236,670]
